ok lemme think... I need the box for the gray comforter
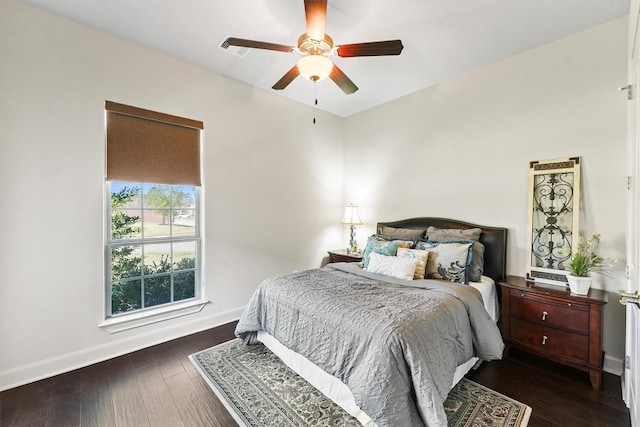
[235,263,504,427]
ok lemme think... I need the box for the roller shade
[106,101,203,186]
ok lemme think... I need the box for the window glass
[107,182,200,316]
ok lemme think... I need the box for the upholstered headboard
[376,217,508,283]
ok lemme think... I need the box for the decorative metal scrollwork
[526,157,580,285]
[531,172,574,270]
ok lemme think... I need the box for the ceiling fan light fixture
[297,55,333,82]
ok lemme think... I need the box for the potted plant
[565,234,616,295]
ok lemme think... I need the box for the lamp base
[347,225,358,254]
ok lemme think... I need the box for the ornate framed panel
[526,157,580,285]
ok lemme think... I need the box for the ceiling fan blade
[223,37,294,53]
[272,65,300,90]
[336,40,404,57]
[304,0,327,41]
[329,64,358,95]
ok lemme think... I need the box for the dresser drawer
[509,317,589,361]
[327,250,363,264]
[509,289,589,333]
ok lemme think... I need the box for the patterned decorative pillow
[423,235,485,282]
[361,235,413,268]
[361,236,400,268]
[379,226,425,240]
[426,226,481,242]
[366,252,419,280]
[415,241,473,284]
[424,228,485,282]
[396,248,429,280]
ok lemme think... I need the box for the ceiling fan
[222,0,403,95]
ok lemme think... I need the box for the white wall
[344,17,628,371]
[0,0,630,388]
[0,1,344,390]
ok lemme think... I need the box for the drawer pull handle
[567,303,572,307]
[542,335,548,345]
[542,311,548,321]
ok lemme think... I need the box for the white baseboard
[604,354,624,376]
[0,306,245,392]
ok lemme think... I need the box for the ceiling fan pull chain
[313,83,318,124]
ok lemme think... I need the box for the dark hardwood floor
[466,348,631,427]
[0,321,630,427]
[0,322,240,427]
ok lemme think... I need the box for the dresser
[499,275,608,389]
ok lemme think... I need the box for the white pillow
[366,252,419,280]
[396,248,429,280]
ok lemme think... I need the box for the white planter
[566,274,592,295]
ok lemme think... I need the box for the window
[107,182,200,316]
[104,101,204,325]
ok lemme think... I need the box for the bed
[235,218,508,427]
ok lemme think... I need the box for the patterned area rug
[190,339,531,427]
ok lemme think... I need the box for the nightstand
[327,249,363,264]
[499,275,607,389]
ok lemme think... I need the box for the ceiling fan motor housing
[298,33,333,56]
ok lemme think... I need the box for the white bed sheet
[257,275,499,426]
[471,275,499,322]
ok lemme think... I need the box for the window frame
[101,181,207,332]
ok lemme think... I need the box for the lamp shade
[297,55,333,82]
[341,205,362,225]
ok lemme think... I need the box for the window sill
[99,299,210,333]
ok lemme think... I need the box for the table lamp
[341,204,363,254]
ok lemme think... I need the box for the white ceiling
[21,0,629,117]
